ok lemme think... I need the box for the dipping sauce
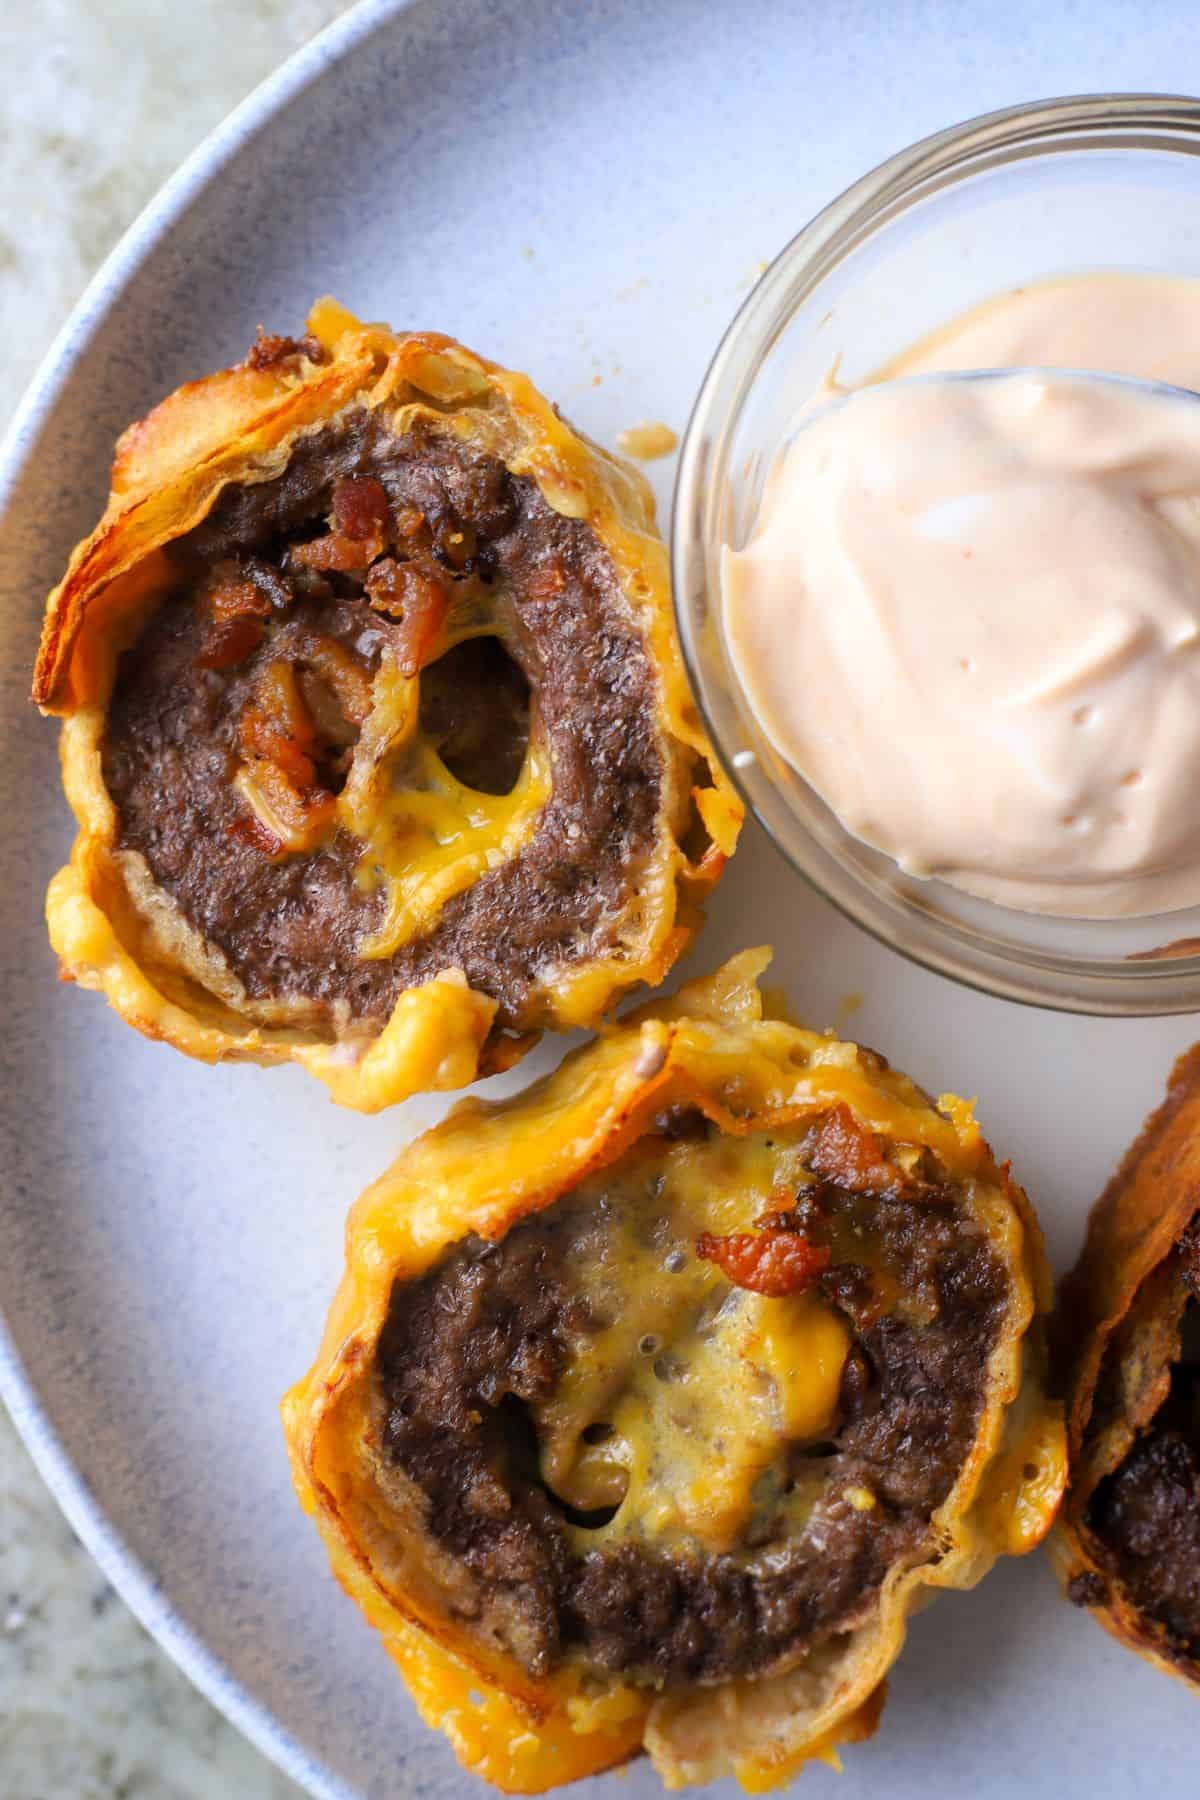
[888,272,1200,391]
[722,274,1200,918]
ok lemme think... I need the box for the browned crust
[34,347,357,708]
[33,304,743,1110]
[282,952,1065,1791]
[1054,1041,1200,1684]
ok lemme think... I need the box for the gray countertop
[1,5,351,1794]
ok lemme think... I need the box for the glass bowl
[673,92,1200,1016]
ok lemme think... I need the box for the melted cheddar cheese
[357,736,551,960]
[283,954,1066,1790]
[327,617,553,962]
[533,1128,851,1555]
[38,311,743,1111]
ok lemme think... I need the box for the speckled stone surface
[1,6,347,1794]
[1,1454,302,1798]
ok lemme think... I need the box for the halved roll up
[34,302,739,1110]
[283,952,1064,1792]
[1056,1046,1200,1685]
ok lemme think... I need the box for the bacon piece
[195,561,278,669]
[333,475,390,543]
[240,661,320,788]
[233,643,372,858]
[365,559,449,676]
[292,476,392,572]
[194,565,276,668]
[291,531,372,573]
[227,811,286,859]
[246,331,322,371]
[697,1227,830,1298]
[196,614,265,670]
[805,1104,902,1196]
[210,574,272,621]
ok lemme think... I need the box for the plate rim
[0,3,411,1794]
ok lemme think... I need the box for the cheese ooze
[532,1128,852,1553]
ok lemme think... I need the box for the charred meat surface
[101,411,660,1028]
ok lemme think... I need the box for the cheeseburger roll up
[1057,1046,1200,1685]
[284,952,1065,1792]
[34,303,739,1110]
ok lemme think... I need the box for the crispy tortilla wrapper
[36,302,740,1110]
[284,952,1064,1791]
[1054,1043,1200,1685]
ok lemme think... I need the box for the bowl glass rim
[672,91,1200,1017]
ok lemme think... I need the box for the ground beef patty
[376,1123,1010,1688]
[100,410,661,1029]
[1085,1243,1200,1659]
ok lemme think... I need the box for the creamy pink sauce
[723,274,1200,918]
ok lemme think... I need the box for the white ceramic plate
[4,2,1200,1795]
